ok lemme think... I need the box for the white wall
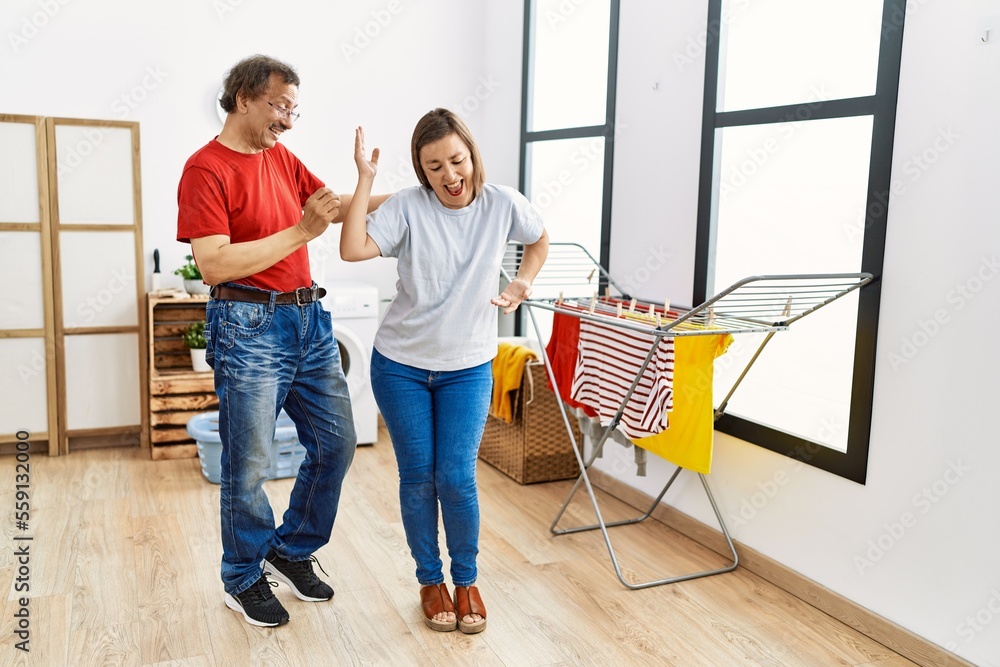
[0,0,524,308]
[608,1,1000,665]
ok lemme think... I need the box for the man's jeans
[206,285,357,596]
[370,347,492,587]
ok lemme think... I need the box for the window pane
[55,125,136,225]
[526,137,605,279]
[718,0,883,112]
[0,338,50,433]
[711,116,873,451]
[0,232,46,330]
[523,137,606,343]
[0,121,41,223]
[529,0,610,131]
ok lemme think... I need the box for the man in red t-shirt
[177,55,386,628]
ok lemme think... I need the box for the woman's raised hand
[354,126,380,180]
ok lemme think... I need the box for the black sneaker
[263,548,334,602]
[224,574,290,627]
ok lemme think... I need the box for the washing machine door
[333,323,370,400]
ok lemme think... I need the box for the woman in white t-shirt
[341,108,548,634]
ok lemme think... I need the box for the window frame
[693,0,906,483]
[518,0,621,280]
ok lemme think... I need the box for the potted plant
[174,254,210,295]
[183,321,210,372]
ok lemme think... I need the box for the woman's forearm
[515,229,550,285]
[340,177,380,261]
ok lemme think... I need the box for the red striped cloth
[570,317,675,439]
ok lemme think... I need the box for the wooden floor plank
[70,498,138,632]
[133,513,214,664]
[68,622,142,667]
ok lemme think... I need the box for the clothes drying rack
[500,242,873,590]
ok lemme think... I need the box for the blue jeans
[206,284,357,596]
[370,347,492,587]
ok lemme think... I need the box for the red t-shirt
[176,139,324,292]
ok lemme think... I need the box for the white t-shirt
[366,184,545,371]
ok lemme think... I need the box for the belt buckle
[294,286,315,306]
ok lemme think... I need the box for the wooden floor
[0,427,920,667]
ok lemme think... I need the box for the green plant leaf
[183,320,207,349]
[174,255,203,280]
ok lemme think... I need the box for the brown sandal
[420,583,457,632]
[453,585,487,634]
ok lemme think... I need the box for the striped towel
[570,317,675,439]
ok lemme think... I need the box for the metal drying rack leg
[525,304,739,590]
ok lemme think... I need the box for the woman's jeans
[370,348,492,587]
[206,285,357,596]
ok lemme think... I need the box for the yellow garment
[490,342,538,423]
[634,333,733,474]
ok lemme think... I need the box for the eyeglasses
[266,101,300,122]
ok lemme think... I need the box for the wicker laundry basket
[479,359,582,484]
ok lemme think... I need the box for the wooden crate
[479,360,582,484]
[145,295,214,460]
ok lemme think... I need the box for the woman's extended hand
[354,126,379,180]
[491,277,532,315]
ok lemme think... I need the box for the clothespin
[628,298,637,313]
[586,268,595,283]
[655,313,662,328]
[707,307,716,325]
[782,296,793,317]
[648,303,655,317]
[604,286,610,299]
[589,292,597,314]
[663,298,670,314]
[556,291,563,306]
[616,302,623,318]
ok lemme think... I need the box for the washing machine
[322,281,379,445]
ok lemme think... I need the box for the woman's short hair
[219,55,299,115]
[411,108,486,199]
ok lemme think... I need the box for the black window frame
[693,0,906,484]
[517,0,621,293]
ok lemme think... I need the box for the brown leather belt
[211,284,327,306]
